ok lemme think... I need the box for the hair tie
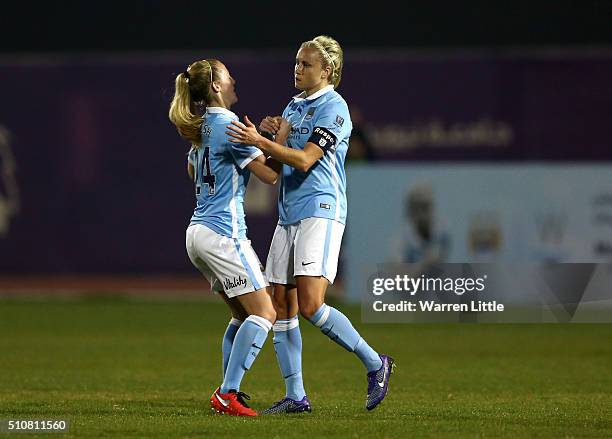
[184,70,190,83]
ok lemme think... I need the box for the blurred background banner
[1,51,611,276]
[345,165,612,302]
[349,52,612,161]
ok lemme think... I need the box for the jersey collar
[206,106,237,117]
[292,85,334,102]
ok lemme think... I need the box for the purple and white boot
[366,354,395,411]
[260,396,312,415]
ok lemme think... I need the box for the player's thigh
[271,283,298,319]
[235,287,276,324]
[190,224,269,298]
[185,225,223,293]
[265,224,296,285]
[293,217,345,284]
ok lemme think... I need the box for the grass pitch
[0,297,611,438]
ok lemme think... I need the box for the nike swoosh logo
[301,262,316,266]
[215,393,230,407]
[377,366,388,388]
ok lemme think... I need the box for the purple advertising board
[0,50,611,274]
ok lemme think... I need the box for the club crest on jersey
[334,115,344,127]
[305,107,316,120]
[202,125,212,137]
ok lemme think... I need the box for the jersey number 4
[195,147,216,196]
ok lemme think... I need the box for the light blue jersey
[188,107,263,239]
[279,85,352,225]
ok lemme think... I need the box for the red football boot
[210,387,258,417]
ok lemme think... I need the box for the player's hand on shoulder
[227,116,262,146]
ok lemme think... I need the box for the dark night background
[1,1,611,53]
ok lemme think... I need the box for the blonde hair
[300,35,344,88]
[168,59,221,146]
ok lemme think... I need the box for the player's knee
[298,294,324,320]
[299,302,320,321]
[258,308,276,325]
[272,294,288,313]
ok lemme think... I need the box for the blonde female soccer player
[169,58,286,417]
[227,36,394,413]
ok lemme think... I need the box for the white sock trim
[313,304,331,328]
[246,314,273,332]
[229,318,243,327]
[273,315,299,332]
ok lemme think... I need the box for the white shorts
[265,217,345,285]
[186,224,268,298]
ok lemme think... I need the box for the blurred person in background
[389,183,451,268]
[468,211,503,262]
[227,35,395,414]
[531,207,569,262]
[168,58,284,417]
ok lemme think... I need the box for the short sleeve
[307,101,350,154]
[221,115,263,169]
[229,142,263,169]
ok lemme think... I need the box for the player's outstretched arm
[228,116,323,173]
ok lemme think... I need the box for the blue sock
[273,316,306,400]
[221,318,242,379]
[309,304,383,373]
[220,315,271,393]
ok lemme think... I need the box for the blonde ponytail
[168,59,219,146]
[169,72,202,145]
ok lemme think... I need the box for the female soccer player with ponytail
[227,36,395,413]
[169,59,285,417]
